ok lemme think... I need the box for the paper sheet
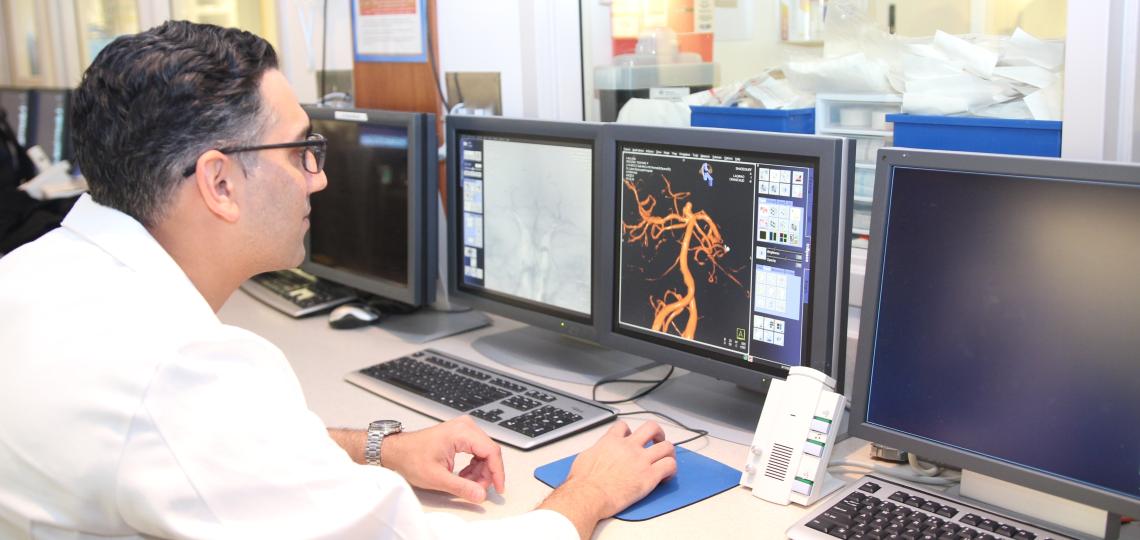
[992,65,1055,89]
[1024,74,1064,121]
[745,77,802,109]
[1005,28,1064,70]
[933,31,999,78]
[784,53,893,94]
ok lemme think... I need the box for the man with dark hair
[0,21,675,539]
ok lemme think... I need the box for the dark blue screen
[867,166,1140,500]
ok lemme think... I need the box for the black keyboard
[345,349,616,450]
[240,269,355,317]
[788,474,1075,540]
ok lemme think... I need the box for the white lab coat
[0,195,575,540]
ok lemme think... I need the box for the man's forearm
[538,479,609,540]
[327,428,366,464]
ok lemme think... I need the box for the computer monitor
[446,116,653,383]
[0,88,31,147]
[301,106,437,307]
[28,89,71,164]
[598,125,852,441]
[851,148,1140,534]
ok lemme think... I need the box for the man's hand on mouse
[380,416,505,503]
[538,420,677,539]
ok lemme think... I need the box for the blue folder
[533,446,741,521]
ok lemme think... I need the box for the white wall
[274,0,584,119]
[275,0,355,105]
[1061,0,1139,162]
[437,0,582,120]
[712,0,789,85]
[437,0,524,117]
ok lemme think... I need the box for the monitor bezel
[0,87,32,146]
[28,88,71,163]
[850,147,1140,519]
[300,106,437,307]
[597,124,848,392]
[446,115,604,341]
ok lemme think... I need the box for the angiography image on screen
[616,142,817,368]
[618,147,753,352]
[459,134,593,316]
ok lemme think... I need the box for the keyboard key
[978,519,998,532]
[501,395,542,411]
[937,506,959,518]
[500,406,582,438]
[961,515,982,526]
[1012,532,1036,540]
[808,518,833,533]
[861,482,882,493]
[823,511,855,527]
[890,492,909,503]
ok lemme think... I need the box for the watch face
[371,420,402,433]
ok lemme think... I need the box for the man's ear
[193,150,243,223]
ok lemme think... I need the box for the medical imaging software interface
[459,133,593,317]
[307,120,411,285]
[616,142,817,367]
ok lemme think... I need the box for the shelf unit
[816,94,902,307]
[816,93,901,236]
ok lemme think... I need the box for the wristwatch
[365,420,402,466]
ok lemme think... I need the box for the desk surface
[217,291,880,539]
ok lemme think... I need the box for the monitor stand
[380,308,491,344]
[945,470,1118,539]
[635,371,766,445]
[472,326,657,385]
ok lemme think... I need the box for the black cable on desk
[591,365,675,404]
[615,410,708,446]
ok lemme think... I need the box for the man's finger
[439,471,489,503]
[458,459,494,489]
[606,420,631,439]
[455,428,506,494]
[628,420,666,447]
[644,440,676,462]
[650,455,678,481]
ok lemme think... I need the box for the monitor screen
[457,131,593,320]
[448,117,602,339]
[31,89,69,164]
[301,107,435,307]
[852,149,1140,518]
[614,140,821,371]
[0,89,30,146]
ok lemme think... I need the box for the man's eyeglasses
[181,133,327,177]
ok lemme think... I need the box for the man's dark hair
[71,20,278,227]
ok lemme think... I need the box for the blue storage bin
[690,106,815,134]
[887,114,1061,157]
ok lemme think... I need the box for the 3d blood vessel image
[619,156,751,346]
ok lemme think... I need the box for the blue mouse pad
[533,447,741,521]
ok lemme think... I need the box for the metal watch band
[365,420,402,466]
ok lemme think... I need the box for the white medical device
[740,366,846,506]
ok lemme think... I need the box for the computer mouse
[328,303,383,329]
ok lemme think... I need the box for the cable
[615,410,708,446]
[829,460,962,486]
[907,453,943,477]
[422,13,448,110]
[591,365,674,404]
